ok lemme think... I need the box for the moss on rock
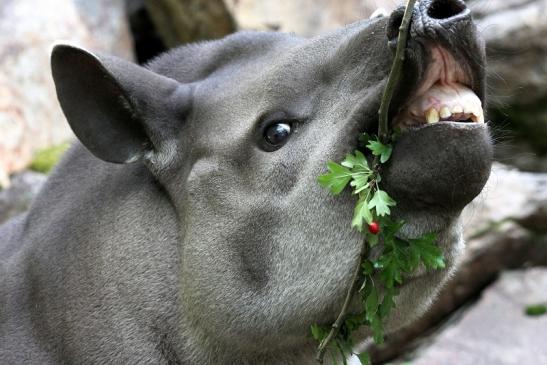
[29,142,70,174]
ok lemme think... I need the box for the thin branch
[316,238,369,364]
[314,1,417,362]
[377,0,417,144]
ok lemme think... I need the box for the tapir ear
[51,44,188,164]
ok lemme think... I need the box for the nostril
[427,0,467,20]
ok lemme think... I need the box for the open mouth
[392,46,484,130]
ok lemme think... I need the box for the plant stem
[314,1,416,360]
[316,239,368,364]
[377,0,417,144]
[314,0,417,361]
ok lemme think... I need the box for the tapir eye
[264,122,292,147]
[256,111,300,152]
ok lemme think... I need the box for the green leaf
[352,195,373,232]
[366,139,393,164]
[310,324,328,341]
[375,253,405,289]
[342,150,370,171]
[369,313,384,344]
[349,176,370,194]
[406,244,422,272]
[379,287,396,319]
[361,260,374,276]
[410,233,445,270]
[357,352,372,365]
[365,286,379,318]
[318,162,352,194]
[360,277,373,301]
[381,218,405,242]
[368,190,396,216]
[345,311,367,332]
[525,304,547,316]
[366,232,379,247]
[379,262,399,289]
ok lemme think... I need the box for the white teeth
[439,106,451,119]
[423,105,485,124]
[471,112,485,123]
[452,105,464,114]
[396,83,485,129]
[426,108,440,123]
[463,103,475,115]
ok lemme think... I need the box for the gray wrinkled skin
[0,1,492,364]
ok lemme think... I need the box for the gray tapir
[0,1,492,364]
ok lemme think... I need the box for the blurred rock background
[1,0,546,364]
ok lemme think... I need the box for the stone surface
[125,0,236,63]
[144,0,236,48]
[469,0,547,108]
[494,139,547,173]
[469,0,547,156]
[405,268,547,365]
[225,0,398,36]
[367,163,547,363]
[463,163,547,235]
[0,0,133,186]
[0,171,47,225]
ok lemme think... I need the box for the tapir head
[51,0,491,360]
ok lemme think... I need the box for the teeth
[423,105,484,124]
[452,105,464,114]
[426,108,440,123]
[398,82,485,129]
[463,103,475,115]
[439,106,451,119]
[471,112,485,123]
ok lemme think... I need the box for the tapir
[0,1,492,364]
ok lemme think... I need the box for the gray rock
[224,0,397,36]
[407,268,547,365]
[494,140,547,173]
[0,0,133,185]
[468,0,547,155]
[0,171,47,225]
[144,0,236,48]
[469,0,547,108]
[464,163,547,235]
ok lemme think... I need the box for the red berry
[368,222,380,235]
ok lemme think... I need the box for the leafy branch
[311,1,446,364]
[314,138,445,364]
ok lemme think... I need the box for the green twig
[314,1,417,362]
[377,0,417,144]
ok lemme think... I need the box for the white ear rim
[369,7,389,19]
